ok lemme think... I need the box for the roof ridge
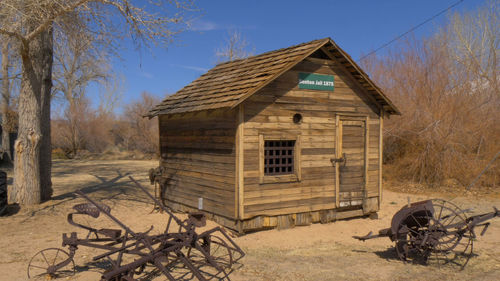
[213,38,330,67]
[148,37,400,117]
[149,38,330,116]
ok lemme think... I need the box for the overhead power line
[358,0,466,61]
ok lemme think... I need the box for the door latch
[331,153,346,165]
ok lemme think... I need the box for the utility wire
[358,0,466,61]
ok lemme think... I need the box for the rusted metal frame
[63,223,160,275]
[165,214,173,234]
[177,252,209,281]
[161,245,211,280]
[152,257,178,281]
[88,233,176,261]
[71,190,182,279]
[201,235,234,266]
[136,175,242,274]
[129,176,190,231]
[67,213,101,238]
[75,191,139,238]
[464,208,500,237]
[198,226,245,260]
[353,199,500,268]
[68,238,134,255]
[100,249,169,280]
[63,232,126,253]
[100,238,190,280]
[113,231,131,271]
[66,218,121,242]
[59,233,140,277]
[129,176,243,277]
[192,241,230,280]
[29,176,246,280]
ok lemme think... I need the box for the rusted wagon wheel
[172,235,234,280]
[203,235,234,269]
[27,248,75,279]
[394,199,473,269]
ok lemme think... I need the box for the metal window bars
[264,140,295,175]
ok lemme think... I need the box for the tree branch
[25,0,91,43]
[0,28,28,46]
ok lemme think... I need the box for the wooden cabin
[148,38,400,233]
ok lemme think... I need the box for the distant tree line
[51,91,160,159]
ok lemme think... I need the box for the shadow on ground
[1,203,20,216]
[52,170,132,201]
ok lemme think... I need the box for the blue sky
[99,0,487,110]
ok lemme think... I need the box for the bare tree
[1,35,21,164]
[445,0,499,96]
[96,74,124,115]
[52,27,110,156]
[121,92,160,153]
[361,1,499,187]
[52,97,91,156]
[215,30,254,62]
[51,97,118,156]
[0,0,194,205]
[1,38,12,160]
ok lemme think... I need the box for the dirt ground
[1,159,499,281]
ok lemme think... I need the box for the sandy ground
[1,159,499,281]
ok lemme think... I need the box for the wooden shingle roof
[148,38,400,117]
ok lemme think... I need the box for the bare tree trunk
[12,28,52,205]
[1,39,10,161]
[13,44,42,205]
[39,28,53,201]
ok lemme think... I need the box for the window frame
[259,134,301,184]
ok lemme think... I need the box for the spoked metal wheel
[200,235,234,269]
[178,235,234,280]
[394,199,473,269]
[27,248,75,279]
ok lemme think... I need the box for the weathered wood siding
[242,57,381,219]
[159,109,237,219]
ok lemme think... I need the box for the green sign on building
[298,72,334,91]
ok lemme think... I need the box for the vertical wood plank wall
[236,104,245,219]
[158,109,237,219]
[242,57,381,220]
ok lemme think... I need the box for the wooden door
[335,117,366,207]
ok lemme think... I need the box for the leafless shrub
[116,92,160,154]
[52,92,160,157]
[52,98,116,157]
[362,2,499,188]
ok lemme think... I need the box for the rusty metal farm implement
[27,176,244,280]
[354,199,500,268]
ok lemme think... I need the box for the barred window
[264,140,295,175]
